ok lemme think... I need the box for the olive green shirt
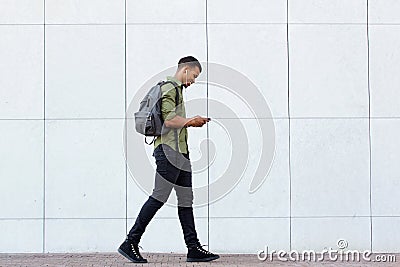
[154,76,188,154]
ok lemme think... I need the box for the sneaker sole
[186,255,220,262]
[117,248,148,263]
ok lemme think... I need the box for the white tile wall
[289,25,368,118]
[292,217,371,251]
[0,0,43,24]
[45,219,125,252]
[370,26,400,117]
[1,0,400,255]
[127,0,205,24]
[125,117,156,218]
[208,0,286,24]
[189,122,218,207]
[0,120,43,218]
[45,0,124,24]
[183,83,208,119]
[209,218,290,253]
[369,0,400,24]
[371,119,400,216]
[45,25,125,119]
[291,119,370,217]
[45,119,126,218]
[127,177,150,219]
[209,119,289,217]
[372,217,400,253]
[0,219,43,253]
[289,0,366,24]
[207,82,258,119]
[126,24,206,103]
[0,26,43,119]
[208,24,288,118]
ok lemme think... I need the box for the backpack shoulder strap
[159,80,181,109]
[159,80,180,152]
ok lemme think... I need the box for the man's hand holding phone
[185,115,211,127]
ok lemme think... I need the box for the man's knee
[148,195,165,207]
[151,179,174,204]
[150,192,170,204]
[176,188,194,207]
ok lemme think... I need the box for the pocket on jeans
[155,153,168,167]
[153,145,165,158]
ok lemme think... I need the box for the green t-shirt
[154,76,188,154]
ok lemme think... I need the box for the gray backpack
[134,80,180,145]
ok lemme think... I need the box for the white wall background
[0,0,399,254]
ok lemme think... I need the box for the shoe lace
[130,244,144,258]
[197,244,212,255]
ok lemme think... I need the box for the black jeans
[127,144,200,248]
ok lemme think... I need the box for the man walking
[118,56,219,263]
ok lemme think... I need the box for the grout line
[124,0,128,239]
[203,117,400,120]
[205,0,210,249]
[3,22,400,26]
[2,215,397,220]
[0,23,204,26]
[367,0,374,253]
[0,117,127,121]
[205,216,380,219]
[208,22,393,25]
[51,22,243,25]
[13,218,126,221]
[42,0,46,254]
[152,216,359,220]
[286,0,292,252]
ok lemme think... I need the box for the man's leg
[175,168,200,248]
[175,154,219,262]
[126,149,179,243]
[118,195,164,264]
[119,145,178,263]
[126,196,164,244]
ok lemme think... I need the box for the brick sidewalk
[0,253,398,267]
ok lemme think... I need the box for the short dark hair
[178,56,202,73]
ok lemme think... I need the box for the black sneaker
[187,244,220,262]
[118,239,147,263]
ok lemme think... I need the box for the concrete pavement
[0,253,398,267]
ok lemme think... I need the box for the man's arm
[165,115,208,128]
[161,84,208,128]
